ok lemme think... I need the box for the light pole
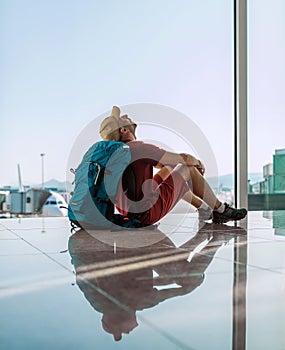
[40,153,45,189]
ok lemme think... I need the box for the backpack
[68,140,142,230]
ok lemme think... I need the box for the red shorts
[139,171,189,225]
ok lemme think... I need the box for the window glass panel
[248,0,285,210]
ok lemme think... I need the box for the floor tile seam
[161,220,247,227]
[164,225,250,234]
[0,226,19,238]
[0,220,69,231]
[0,267,74,285]
[164,231,252,238]
[136,314,196,350]
[0,238,20,240]
[0,227,70,233]
[0,248,71,255]
[1,226,75,275]
[0,227,69,235]
[0,253,44,257]
[176,235,285,247]
[247,237,285,244]
[247,227,274,230]
[166,231,197,235]
[247,228,285,234]
[159,222,198,229]
[0,275,75,299]
[175,243,285,275]
[193,250,285,276]
[1,223,70,246]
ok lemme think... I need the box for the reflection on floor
[0,211,285,350]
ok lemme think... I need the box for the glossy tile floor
[1,211,285,350]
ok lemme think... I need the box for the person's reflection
[68,224,246,341]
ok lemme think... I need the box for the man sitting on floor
[99,106,247,225]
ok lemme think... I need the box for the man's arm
[157,151,205,175]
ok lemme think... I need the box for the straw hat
[100,106,137,141]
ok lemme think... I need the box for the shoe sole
[212,211,247,224]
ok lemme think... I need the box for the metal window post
[234,0,248,209]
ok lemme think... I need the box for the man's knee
[173,164,190,181]
[174,164,199,181]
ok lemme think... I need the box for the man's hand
[196,161,205,176]
[158,151,205,175]
[180,153,205,176]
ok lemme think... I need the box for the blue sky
[0,0,284,186]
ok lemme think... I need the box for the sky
[0,0,284,187]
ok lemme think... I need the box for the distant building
[261,163,274,194]
[273,149,285,193]
[251,148,285,194]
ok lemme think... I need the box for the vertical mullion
[234,0,248,209]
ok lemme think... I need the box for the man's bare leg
[174,164,222,210]
[155,166,203,209]
[182,191,202,208]
[156,162,247,224]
